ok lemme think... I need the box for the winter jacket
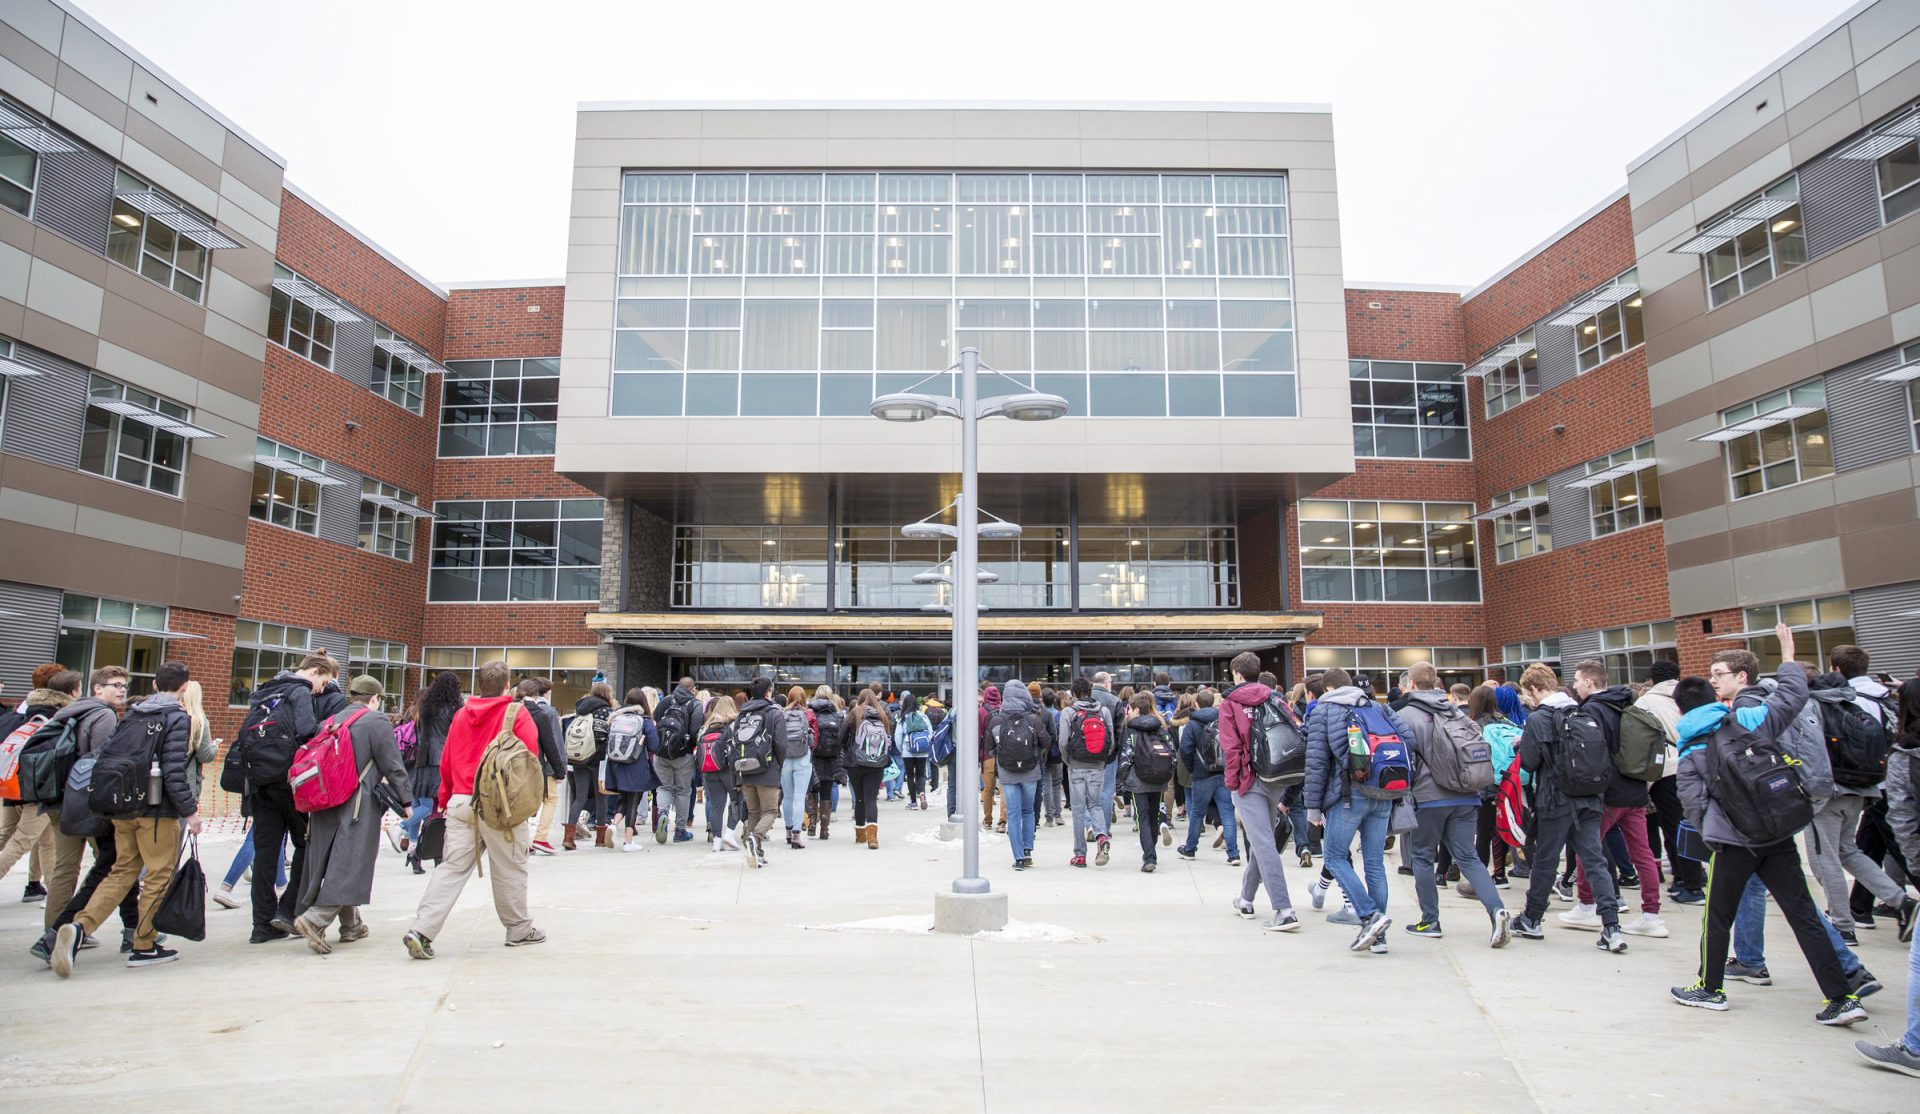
[777,705,818,762]
[1118,713,1174,793]
[734,697,791,786]
[1518,692,1590,817]
[987,679,1053,785]
[1886,730,1920,870]
[1576,685,1643,809]
[1178,705,1221,775]
[1675,662,1810,850]
[1398,689,1480,810]
[411,699,454,801]
[1152,685,1178,718]
[4,689,74,740]
[807,698,842,766]
[977,686,1003,752]
[603,714,661,794]
[568,695,609,768]
[1219,681,1273,795]
[1091,688,1124,765]
[46,696,118,759]
[1302,685,1401,811]
[129,693,197,819]
[1060,699,1113,771]
[1634,680,1681,741]
[436,693,540,811]
[298,702,411,909]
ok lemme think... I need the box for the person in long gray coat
[291,674,412,954]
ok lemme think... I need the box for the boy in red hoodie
[403,659,544,958]
[1219,652,1301,932]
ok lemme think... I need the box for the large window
[673,525,830,608]
[1571,268,1644,372]
[228,620,315,707]
[1704,381,1833,498]
[1743,595,1854,675]
[1581,441,1662,536]
[1349,359,1468,459]
[1597,622,1678,685]
[1076,526,1237,609]
[266,264,337,369]
[1700,176,1806,308]
[0,127,36,216]
[612,171,1298,419]
[1479,330,1538,417]
[429,498,602,602]
[57,593,170,697]
[1495,638,1562,678]
[1299,499,1478,603]
[439,358,559,456]
[81,374,199,496]
[422,646,599,710]
[107,170,208,303]
[250,437,327,535]
[831,525,1077,609]
[372,326,427,414]
[1872,107,1920,223]
[360,479,424,561]
[1304,646,1485,691]
[1486,483,1551,564]
[349,638,408,704]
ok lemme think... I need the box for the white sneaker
[1558,903,1603,931]
[710,838,723,853]
[620,841,643,853]
[720,830,743,851]
[212,885,241,910]
[1308,875,1330,910]
[1621,912,1669,938]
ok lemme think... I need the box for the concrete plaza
[1,807,1912,1113]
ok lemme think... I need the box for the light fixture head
[976,522,1023,540]
[869,392,943,422]
[901,521,958,540]
[980,392,1069,422]
[911,570,953,586]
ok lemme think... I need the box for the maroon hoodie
[976,686,1003,762]
[1219,681,1273,795]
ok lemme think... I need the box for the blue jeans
[402,796,433,842]
[1101,762,1118,827]
[780,757,812,830]
[1732,874,1860,976]
[1904,924,1920,1054]
[1321,796,1394,920]
[944,760,958,819]
[1182,773,1239,858]
[1004,780,1039,861]
[222,824,288,889]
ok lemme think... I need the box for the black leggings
[849,766,883,825]
[568,765,606,827]
[903,757,929,798]
[1474,801,1510,875]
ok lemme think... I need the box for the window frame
[1303,645,1486,691]
[266,262,338,370]
[1488,482,1552,564]
[228,619,316,707]
[1298,498,1480,604]
[1571,267,1644,373]
[1741,596,1854,676]
[80,373,192,497]
[1479,329,1538,418]
[1495,639,1562,678]
[1348,359,1470,460]
[348,637,408,705]
[439,358,560,457]
[1719,381,1833,500]
[106,169,209,303]
[428,498,603,603]
[359,478,421,562]
[1700,176,1806,309]
[1583,440,1662,537]
[1596,621,1679,685]
[421,645,601,710]
[372,325,428,414]
[57,592,171,697]
[250,436,325,535]
[0,126,39,217]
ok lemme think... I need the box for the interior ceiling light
[1771,218,1798,233]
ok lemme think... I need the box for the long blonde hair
[179,679,209,740]
[707,695,739,724]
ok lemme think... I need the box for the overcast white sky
[78,0,1856,288]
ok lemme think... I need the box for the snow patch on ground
[904,829,960,846]
[804,915,1096,943]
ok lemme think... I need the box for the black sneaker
[1013,858,1028,871]
[1846,968,1883,998]
[250,925,291,944]
[1509,915,1545,940]
[1175,846,1196,860]
[1597,925,1627,954]
[1141,861,1156,873]
[1837,927,1860,946]
[1815,996,1867,1026]
[1725,960,1772,985]
[1670,983,1729,1011]
[126,945,178,968]
[30,931,53,965]
[1404,920,1443,939]
[22,881,47,903]
[1898,896,1918,943]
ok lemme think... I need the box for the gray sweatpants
[1409,803,1503,925]
[653,752,696,831]
[1069,765,1107,855]
[1233,780,1294,914]
[1807,794,1903,928]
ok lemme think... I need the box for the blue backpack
[929,716,954,764]
[899,712,932,758]
[1483,719,1526,786]
[1343,702,1412,801]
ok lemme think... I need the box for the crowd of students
[2,637,1917,1080]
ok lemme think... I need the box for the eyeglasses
[102,681,129,689]
[1707,669,1734,680]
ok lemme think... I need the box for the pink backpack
[290,706,371,813]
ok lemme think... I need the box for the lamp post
[872,346,1066,930]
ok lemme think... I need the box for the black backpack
[1247,696,1307,785]
[1129,725,1175,786]
[814,708,845,760]
[1810,688,1892,789]
[731,707,775,774]
[656,694,698,760]
[990,711,1041,774]
[88,706,174,818]
[1706,716,1814,844]
[226,689,303,791]
[1064,706,1109,764]
[13,715,85,804]
[1548,706,1614,798]
[1195,717,1224,775]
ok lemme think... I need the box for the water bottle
[1346,721,1369,777]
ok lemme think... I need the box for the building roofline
[576,99,1333,114]
[440,278,566,291]
[281,182,448,300]
[1461,186,1631,303]
[50,0,286,168]
[1346,281,1470,295]
[1625,0,1876,174]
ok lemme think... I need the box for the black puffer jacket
[129,693,197,819]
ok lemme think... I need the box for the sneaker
[1508,863,1530,879]
[1012,859,1027,871]
[30,932,53,965]
[50,923,80,978]
[1161,824,1172,848]
[77,933,98,950]
[212,885,242,909]
[1670,982,1729,1011]
[1898,896,1918,943]
[126,945,178,968]
[1226,898,1254,921]
[1617,872,1640,889]
[249,926,290,944]
[1489,909,1512,949]
[402,930,435,960]
[744,834,763,868]
[1070,854,1087,868]
[1597,925,1628,953]
[673,829,694,843]
[1725,960,1772,985]
[754,843,769,868]
[268,915,298,937]
[506,928,547,947]
[620,841,643,852]
[1815,996,1867,1026]
[1622,913,1669,938]
[1227,856,1242,866]
[1308,875,1330,910]
[1551,877,1575,903]
[1845,968,1882,998]
[1298,850,1313,868]
[1854,1040,1920,1078]
[1212,831,1225,848]
[21,881,47,903]
[1667,886,1705,906]
[1509,915,1545,940]
[1837,927,1860,946]
[1490,873,1510,889]
[1094,837,1110,867]
[1350,912,1391,952]
[337,922,369,944]
[720,830,742,851]
[1857,910,1881,930]
[1328,902,1361,926]
[1395,865,1414,877]
[385,824,405,853]
[1404,920,1443,939]
[1383,834,1395,851]
[292,915,332,955]
[1176,845,1196,860]
[654,811,671,844]
[1368,940,1389,955]
[1557,903,1603,931]
[530,841,556,856]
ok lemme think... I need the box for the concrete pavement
[1,804,1913,1112]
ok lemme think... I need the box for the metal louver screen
[1800,154,1882,261]
[0,581,61,695]
[332,317,375,390]
[2,344,88,468]
[1825,345,1909,472]
[1556,629,1602,683]
[1534,323,1578,392]
[317,460,364,547]
[1545,464,1592,548]
[31,136,115,254]
[1850,581,1920,677]
[310,629,350,662]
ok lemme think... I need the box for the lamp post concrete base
[933,890,1009,935]
[938,820,964,841]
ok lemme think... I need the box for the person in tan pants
[0,671,83,894]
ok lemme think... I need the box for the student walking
[778,686,817,848]
[1509,663,1626,953]
[1305,665,1412,952]
[1856,679,1920,1074]
[30,669,139,964]
[290,676,412,954]
[601,688,661,851]
[1062,677,1114,867]
[1118,691,1176,873]
[1396,662,1510,947]
[652,678,704,844]
[895,692,933,811]
[987,678,1053,870]
[237,654,344,944]
[844,693,892,849]
[733,677,789,868]
[407,672,460,869]
[1222,655,1301,932]
[699,696,743,851]
[806,686,844,840]
[563,681,610,849]
[1177,689,1240,864]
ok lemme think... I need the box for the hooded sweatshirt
[989,679,1053,785]
[436,692,539,810]
[1577,684,1643,809]
[1220,681,1275,796]
[977,685,1004,761]
[1517,691,1584,817]
[1062,697,1113,771]
[1399,688,1481,810]
[1675,662,1810,849]
[47,695,119,759]
[1178,704,1221,775]
[1302,684,1374,810]
[1119,711,1174,793]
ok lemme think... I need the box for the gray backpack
[1421,705,1497,795]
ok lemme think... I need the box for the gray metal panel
[1825,345,1909,472]
[1799,153,1882,261]
[1850,580,1920,677]
[310,628,349,662]
[1545,464,1592,548]
[1534,323,1578,392]
[1557,629,1602,683]
[317,460,363,547]
[332,317,375,391]
[0,580,61,696]
[1,343,88,469]
[31,138,115,255]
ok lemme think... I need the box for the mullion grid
[429,498,601,602]
[1299,499,1478,604]
[1349,359,1468,459]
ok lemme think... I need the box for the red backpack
[290,706,372,813]
[1493,754,1532,849]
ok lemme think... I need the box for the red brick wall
[274,191,448,356]
[1480,526,1672,649]
[1675,608,1744,676]
[1460,196,1635,358]
[441,285,564,360]
[1466,348,1653,502]
[257,346,441,496]
[1345,288,1467,362]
